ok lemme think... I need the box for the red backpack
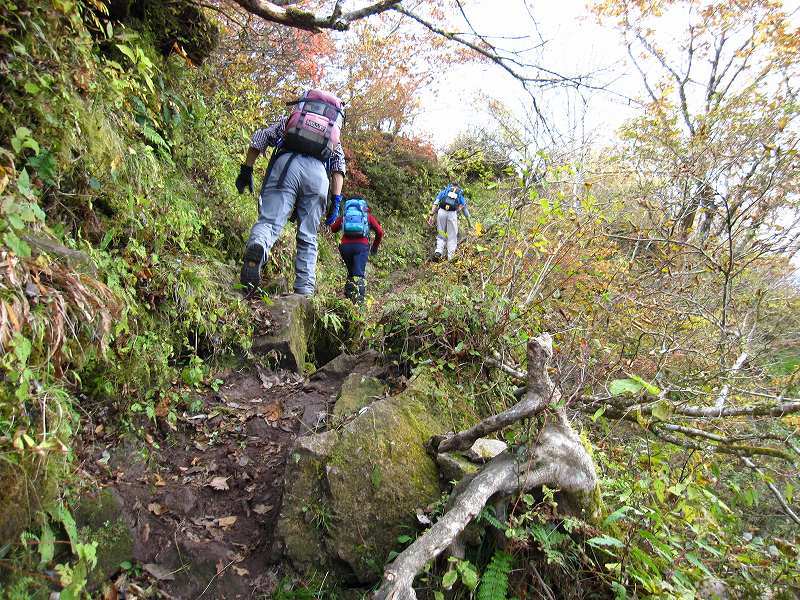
[282,89,345,161]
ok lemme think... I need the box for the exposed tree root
[374,335,598,600]
[437,334,558,453]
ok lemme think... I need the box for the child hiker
[329,197,383,303]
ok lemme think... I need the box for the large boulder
[252,295,312,373]
[276,372,451,583]
[333,373,387,417]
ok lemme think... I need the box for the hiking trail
[76,294,400,599]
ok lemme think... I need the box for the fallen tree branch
[374,411,597,600]
[670,401,800,418]
[582,395,800,419]
[595,406,796,461]
[438,335,557,453]
[375,333,598,599]
[741,457,800,526]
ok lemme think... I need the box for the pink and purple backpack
[282,89,345,161]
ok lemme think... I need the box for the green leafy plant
[442,557,479,592]
[477,550,513,600]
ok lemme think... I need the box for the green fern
[477,550,513,600]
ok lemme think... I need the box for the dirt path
[78,352,380,599]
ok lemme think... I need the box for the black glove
[235,164,254,194]
[370,245,378,256]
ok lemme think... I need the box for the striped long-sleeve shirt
[250,117,347,175]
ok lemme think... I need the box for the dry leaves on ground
[208,476,230,490]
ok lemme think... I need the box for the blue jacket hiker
[428,183,467,261]
[235,89,346,296]
[330,198,384,304]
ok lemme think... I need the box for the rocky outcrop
[276,372,450,583]
[252,294,312,373]
[333,373,387,417]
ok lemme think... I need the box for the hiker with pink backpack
[235,89,346,295]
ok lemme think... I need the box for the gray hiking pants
[435,208,458,260]
[247,152,329,295]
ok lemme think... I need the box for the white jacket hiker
[428,183,467,261]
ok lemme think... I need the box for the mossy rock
[277,370,475,584]
[74,489,134,587]
[0,455,62,547]
[252,295,312,374]
[327,387,443,582]
[333,374,387,417]
[276,430,343,576]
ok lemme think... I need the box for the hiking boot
[240,243,265,291]
[433,251,443,262]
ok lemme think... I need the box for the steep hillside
[2,1,799,599]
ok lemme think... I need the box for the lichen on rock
[277,370,469,583]
[333,373,387,417]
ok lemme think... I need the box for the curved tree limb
[374,411,597,600]
[228,0,402,32]
[438,334,557,453]
[376,332,598,599]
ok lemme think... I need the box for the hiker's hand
[325,194,342,226]
[427,215,434,228]
[370,245,378,256]
[236,164,254,194]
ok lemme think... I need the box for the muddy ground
[76,350,388,599]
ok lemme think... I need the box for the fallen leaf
[252,504,273,515]
[260,400,283,422]
[217,515,237,528]
[154,473,167,487]
[233,566,250,577]
[101,582,118,600]
[142,522,150,543]
[147,503,166,516]
[155,396,170,418]
[143,563,176,581]
[208,476,229,491]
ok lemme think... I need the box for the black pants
[339,243,369,302]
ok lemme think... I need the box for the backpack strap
[275,152,298,189]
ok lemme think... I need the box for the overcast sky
[413,0,800,151]
[413,0,638,148]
